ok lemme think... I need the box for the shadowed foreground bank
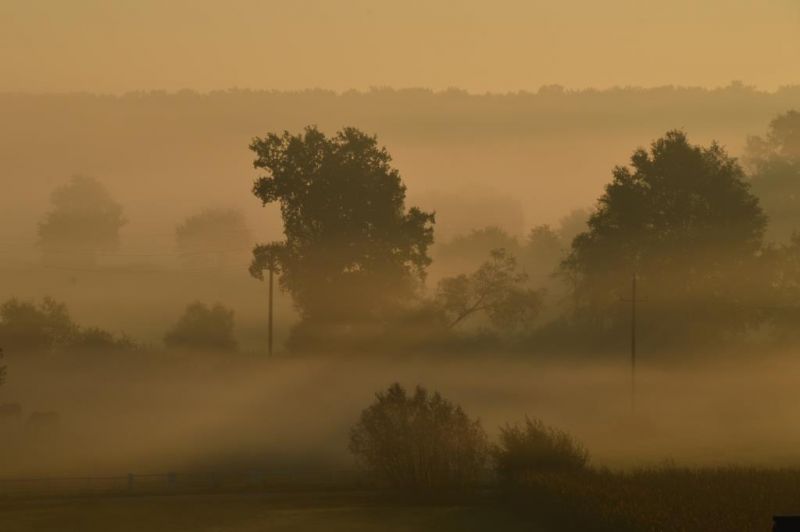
[0,490,538,532]
[2,467,800,532]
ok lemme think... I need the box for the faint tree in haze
[175,208,253,269]
[248,126,435,346]
[556,208,591,248]
[38,176,126,267]
[438,226,521,264]
[164,302,237,352]
[746,110,800,243]
[563,130,766,342]
[349,383,488,489]
[520,225,563,288]
[437,248,541,331]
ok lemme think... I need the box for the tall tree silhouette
[563,131,766,342]
[249,126,434,346]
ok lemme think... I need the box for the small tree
[493,418,589,482]
[38,175,126,266]
[164,302,237,352]
[349,383,488,489]
[437,248,541,330]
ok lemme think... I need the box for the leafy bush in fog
[349,383,488,489]
[68,327,137,352]
[0,297,136,353]
[164,302,237,352]
[0,298,76,352]
[493,417,589,481]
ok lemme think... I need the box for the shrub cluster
[349,383,488,489]
[350,384,592,491]
[0,297,136,354]
[493,417,589,481]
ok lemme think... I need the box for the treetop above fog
[249,126,435,322]
[566,130,765,278]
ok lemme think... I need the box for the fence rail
[0,469,364,498]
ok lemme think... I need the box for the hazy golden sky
[1,0,798,93]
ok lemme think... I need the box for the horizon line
[2,81,800,99]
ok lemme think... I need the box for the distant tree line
[0,297,237,355]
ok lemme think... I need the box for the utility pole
[621,273,640,413]
[268,266,274,357]
[630,274,636,413]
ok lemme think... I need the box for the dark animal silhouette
[774,515,800,531]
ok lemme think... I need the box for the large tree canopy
[249,126,435,334]
[563,131,766,341]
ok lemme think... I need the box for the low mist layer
[2,351,799,478]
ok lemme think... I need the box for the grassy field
[3,468,800,531]
[509,467,800,532]
[0,490,541,532]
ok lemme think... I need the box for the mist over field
[6,351,800,479]
[2,86,800,475]
[3,2,800,531]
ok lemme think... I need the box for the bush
[0,297,77,352]
[494,418,589,481]
[164,302,237,352]
[68,327,138,352]
[349,383,489,489]
[0,297,135,354]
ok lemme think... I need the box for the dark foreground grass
[3,468,800,531]
[0,490,542,532]
[508,467,800,532]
